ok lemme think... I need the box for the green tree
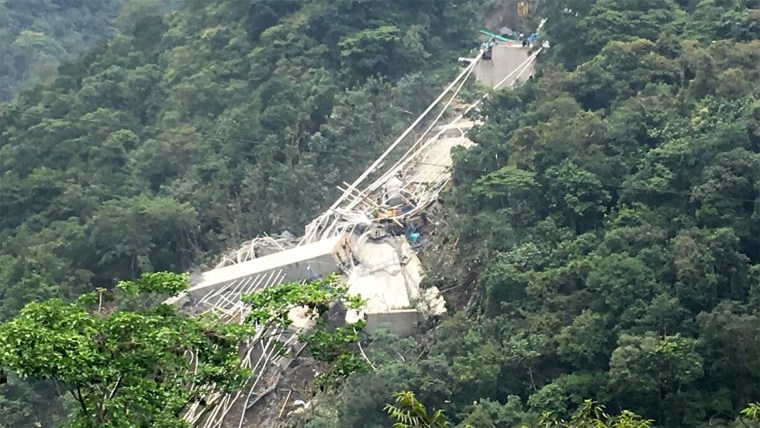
[0,272,365,427]
[0,272,245,427]
[741,403,760,423]
[545,160,610,232]
[539,399,654,428]
[0,0,132,100]
[385,391,452,428]
[556,310,611,368]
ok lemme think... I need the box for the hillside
[0,0,135,101]
[1,0,759,427]
[0,0,480,315]
[300,1,760,427]
[0,1,480,425]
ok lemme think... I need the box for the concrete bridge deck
[475,44,534,88]
[167,236,349,309]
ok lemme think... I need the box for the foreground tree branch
[0,272,366,427]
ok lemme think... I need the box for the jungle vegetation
[0,0,477,425]
[1,0,759,427]
[2,0,122,100]
[0,272,366,427]
[302,0,760,427]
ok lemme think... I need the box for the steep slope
[0,0,134,100]
[0,1,480,425]
[0,0,478,313]
[302,1,760,427]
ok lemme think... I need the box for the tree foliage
[0,272,249,427]
[0,1,477,421]
[385,391,452,428]
[303,1,760,427]
[0,0,163,101]
[0,273,365,427]
[538,400,654,428]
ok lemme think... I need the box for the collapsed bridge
[170,25,546,427]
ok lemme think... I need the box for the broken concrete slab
[343,234,445,335]
[366,309,420,338]
[166,235,350,306]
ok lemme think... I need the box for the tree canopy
[0,0,132,101]
[0,273,365,427]
[301,1,760,427]
[0,1,479,423]
[3,0,760,426]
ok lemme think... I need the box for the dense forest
[302,0,760,427]
[1,0,759,426]
[1,0,128,101]
[0,0,478,318]
[0,0,479,425]
[0,0,186,101]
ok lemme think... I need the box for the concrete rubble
[343,233,446,337]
